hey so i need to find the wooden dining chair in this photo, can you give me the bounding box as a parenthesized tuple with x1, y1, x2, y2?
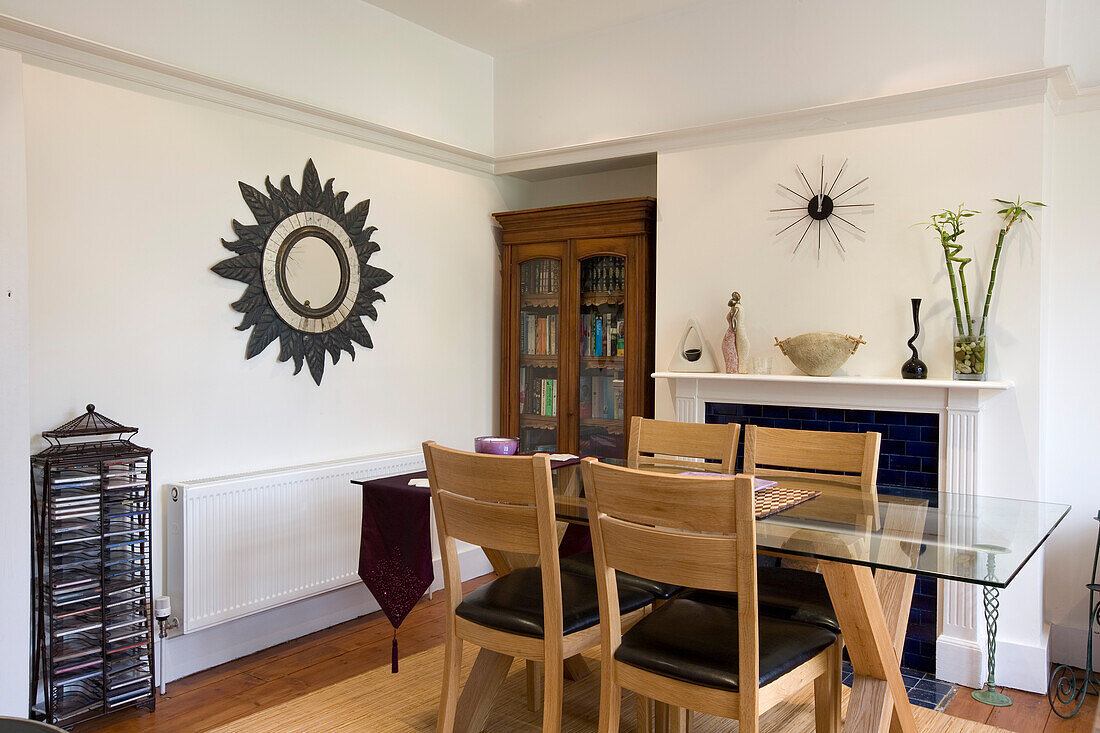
(423, 442, 654, 733)
(682, 425, 882, 637)
(744, 424, 880, 489)
(581, 460, 842, 733)
(563, 416, 740, 600)
(626, 416, 740, 474)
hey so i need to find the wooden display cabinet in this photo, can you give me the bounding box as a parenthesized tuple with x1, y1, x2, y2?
(495, 198, 656, 462)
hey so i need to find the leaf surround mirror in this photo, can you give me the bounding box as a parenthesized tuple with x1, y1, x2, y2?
(213, 160, 393, 385)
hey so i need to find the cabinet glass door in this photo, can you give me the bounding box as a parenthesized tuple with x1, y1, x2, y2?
(517, 258, 560, 453)
(577, 255, 626, 462)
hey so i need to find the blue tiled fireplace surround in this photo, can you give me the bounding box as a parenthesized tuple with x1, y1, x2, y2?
(705, 402, 939, 674)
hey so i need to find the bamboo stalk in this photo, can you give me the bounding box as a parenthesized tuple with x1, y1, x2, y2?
(979, 228, 1007, 338)
(956, 254, 974, 339)
(941, 243, 966, 335)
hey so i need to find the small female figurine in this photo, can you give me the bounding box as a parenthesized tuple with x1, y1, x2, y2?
(722, 291, 749, 374)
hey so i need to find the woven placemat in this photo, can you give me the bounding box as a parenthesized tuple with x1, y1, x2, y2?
(754, 486, 820, 520)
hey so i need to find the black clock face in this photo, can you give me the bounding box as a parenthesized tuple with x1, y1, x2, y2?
(771, 157, 873, 259)
(807, 194, 834, 221)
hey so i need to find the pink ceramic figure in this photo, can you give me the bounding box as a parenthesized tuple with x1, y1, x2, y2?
(722, 291, 741, 374)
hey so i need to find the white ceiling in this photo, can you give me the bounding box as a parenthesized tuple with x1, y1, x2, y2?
(366, 0, 708, 56)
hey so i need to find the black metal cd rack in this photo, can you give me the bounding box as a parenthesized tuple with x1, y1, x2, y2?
(31, 405, 155, 729)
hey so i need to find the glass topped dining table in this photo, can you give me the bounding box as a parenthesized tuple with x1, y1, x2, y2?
(546, 466, 1070, 733)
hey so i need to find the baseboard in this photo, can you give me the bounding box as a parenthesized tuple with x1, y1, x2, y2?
(996, 628, 1051, 693)
(162, 543, 491, 684)
(1050, 623, 1099, 669)
(937, 634, 984, 688)
(938, 628, 1051, 693)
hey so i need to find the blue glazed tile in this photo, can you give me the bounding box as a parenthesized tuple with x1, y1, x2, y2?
(875, 411, 908, 425)
(907, 685, 943, 707)
(882, 439, 906, 455)
(762, 405, 789, 419)
(774, 418, 801, 429)
(848, 410, 876, 422)
(790, 407, 817, 420)
(879, 469, 905, 485)
(920, 426, 939, 442)
(802, 420, 830, 431)
(888, 425, 921, 442)
(857, 422, 881, 434)
(906, 412, 939, 427)
(906, 441, 938, 458)
(889, 455, 923, 472)
(906, 471, 939, 489)
(816, 408, 845, 422)
(828, 421, 859, 432)
(921, 457, 940, 474)
(741, 404, 763, 417)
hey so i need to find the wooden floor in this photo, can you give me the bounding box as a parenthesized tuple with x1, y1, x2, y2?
(75, 572, 1092, 733)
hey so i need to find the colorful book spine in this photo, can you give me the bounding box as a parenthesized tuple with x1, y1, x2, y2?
(594, 316, 603, 357)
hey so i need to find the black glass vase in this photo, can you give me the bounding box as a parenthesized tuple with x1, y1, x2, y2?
(901, 298, 928, 379)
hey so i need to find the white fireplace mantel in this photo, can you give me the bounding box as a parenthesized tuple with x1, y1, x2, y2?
(654, 370, 1013, 689)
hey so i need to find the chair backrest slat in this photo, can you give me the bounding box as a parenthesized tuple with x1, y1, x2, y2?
(584, 462, 739, 534)
(627, 416, 739, 474)
(744, 425, 880, 485)
(436, 490, 542, 555)
(600, 515, 741, 593)
(424, 445, 547, 504)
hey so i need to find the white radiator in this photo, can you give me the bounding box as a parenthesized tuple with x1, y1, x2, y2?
(167, 450, 424, 634)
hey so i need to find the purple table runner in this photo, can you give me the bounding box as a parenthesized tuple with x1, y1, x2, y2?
(355, 470, 433, 672)
(354, 456, 583, 672)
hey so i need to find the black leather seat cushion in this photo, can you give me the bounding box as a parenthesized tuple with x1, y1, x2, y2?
(680, 567, 839, 633)
(455, 566, 655, 638)
(559, 552, 684, 600)
(614, 597, 837, 692)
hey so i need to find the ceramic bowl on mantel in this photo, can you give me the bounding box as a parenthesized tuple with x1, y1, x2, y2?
(474, 436, 520, 455)
(774, 332, 866, 377)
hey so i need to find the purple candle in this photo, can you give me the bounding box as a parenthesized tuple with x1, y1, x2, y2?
(474, 436, 520, 455)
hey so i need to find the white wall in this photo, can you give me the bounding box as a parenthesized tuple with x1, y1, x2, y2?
(0, 0, 495, 154)
(655, 102, 1050, 688)
(494, 0, 1048, 156)
(1044, 106, 1100, 668)
(21, 63, 520, 681)
(511, 162, 657, 210)
(1051, 0, 1100, 89)
(0, 47, 30, 717)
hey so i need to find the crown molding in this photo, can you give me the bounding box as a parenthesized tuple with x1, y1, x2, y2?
(495, 66, 1079, 175)
(0, 15, 1092, 178)
(0, 14, 494, 175)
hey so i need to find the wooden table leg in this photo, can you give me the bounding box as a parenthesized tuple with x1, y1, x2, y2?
(454, 648, 514, 733)
(820, 561, 918, 733)
(563, 654, 591, 681)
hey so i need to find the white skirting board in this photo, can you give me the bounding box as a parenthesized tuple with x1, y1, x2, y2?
(937, 626, 1051, 694)
(162, 543, 492, 683)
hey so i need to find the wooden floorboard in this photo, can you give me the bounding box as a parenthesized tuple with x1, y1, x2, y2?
(74, 575, 492, 733)
(946, 674, 1098, 733)
(75, 572, 1093, 733)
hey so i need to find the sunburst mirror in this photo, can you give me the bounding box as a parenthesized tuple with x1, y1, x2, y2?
(772, 156, 873, 260)
(212, 160, 392, 385)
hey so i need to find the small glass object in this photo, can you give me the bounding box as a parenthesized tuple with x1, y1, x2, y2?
(751, 357, 772, 375)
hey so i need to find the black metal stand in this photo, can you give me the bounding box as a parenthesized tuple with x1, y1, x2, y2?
(1047, 510, 1100, 718)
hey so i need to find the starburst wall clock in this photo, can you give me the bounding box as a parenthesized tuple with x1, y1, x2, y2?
(212, 160, 393, 385)
(772, 157, 873, 260)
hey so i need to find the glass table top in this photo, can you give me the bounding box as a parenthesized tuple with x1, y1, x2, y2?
(553, 473, 1070, 588)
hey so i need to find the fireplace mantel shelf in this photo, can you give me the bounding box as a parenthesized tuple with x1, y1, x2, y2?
(653, 371, 1011, 392)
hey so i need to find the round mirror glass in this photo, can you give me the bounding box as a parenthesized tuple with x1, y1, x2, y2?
(283, 235, 342, 309)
